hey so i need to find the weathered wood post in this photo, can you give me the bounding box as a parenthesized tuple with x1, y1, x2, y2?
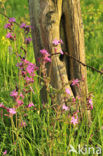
(29, 0, 90, 119)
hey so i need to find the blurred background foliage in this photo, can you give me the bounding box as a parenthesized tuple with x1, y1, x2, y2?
(81, 0, 103, 69)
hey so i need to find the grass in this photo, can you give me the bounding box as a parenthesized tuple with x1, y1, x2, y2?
(0, 0, 103, 155)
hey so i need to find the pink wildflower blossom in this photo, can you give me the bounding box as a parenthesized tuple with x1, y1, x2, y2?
(6, 32, 16, 40)
(40, 49, 49, 56)
(59, 39, 63, 44)
(0, 103, 4, 108)
(25, 37, 32, 44)
(20, 24, 32, 32)
(16, 62, 23, 67)
(44, 56, 51, 63)
(16, 100, 24, 107)
(72, 98, 76, 102)
(26, 63, 35, 74)
(25, 25, 31, 32)
(4, 23, 11, 29)
(21, 121, 27, 127)
(77, 96, 80, 100)
(52, 39, 63, 46)
(8, 108, 16, 115)
(6, 32, 13, 39)
(52, 39, 59, 46)
(89, 99, 93, 110)
(25, 77, 34, 83)
(20, 23, 26, 28)
(65, 88, 71, 95)
(10, 90, 18, 97)
(21, 71, 27, 77)
(3, 150, 7, 155)
(0, 103, 8, 110)
(28, 102, 34, 108)
(62, 104, 68, 111)
(40, 49, 51, 63)
(89, 99, 93, 105)
(30, 73, 36, 77)
(60, 49, 64, 55)
(72, 79, 79, 86)
(91, 105, 93, 110)
(22, 59, 30, 64)
(9, 17, 16, 23)
(19, 93, 24, 99)
(54, 48, 57, 53)
(71, 115, 78, 125)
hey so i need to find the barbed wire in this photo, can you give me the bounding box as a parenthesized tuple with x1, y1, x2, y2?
(51, 52, 103, 75)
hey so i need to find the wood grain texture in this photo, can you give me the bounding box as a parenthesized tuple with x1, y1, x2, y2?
(29, 0, 89, 119)
(29, 0, 73, 104)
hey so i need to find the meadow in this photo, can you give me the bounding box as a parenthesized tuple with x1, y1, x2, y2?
(0, 0, 103, 155)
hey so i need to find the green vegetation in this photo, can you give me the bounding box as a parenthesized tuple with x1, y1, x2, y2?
(0, 0, 103, 155)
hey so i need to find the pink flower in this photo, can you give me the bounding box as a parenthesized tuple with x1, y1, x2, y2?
(28, 102, 34, 108)
(52, 39, 63, 46)
(25, 77, 34, 83)
(89, 99, 93, 110)
(4, 23, 11, 29)
(26, 63, 38, 74)
(60, 49, 64, 55)
(6, 32, 13, 39)
(0, 103, 8, 110)
(20, 23, 26, 28)
(21, 121, 27, 127)
(72, 79, 79, 86)
(16, 100, 24, 107)
(20, 24, 32, 32)
(25, 37, 32, 44)
(71, 115, 78, 125)
(89, 99, 93, 105)
(72, 98, 76, 102)
(16, 62, 23, 67)
(26, 63, 35, 74)
(3, 150, 7, 155)
(6, 33, 16, 40)
(44, 56, 51, 63)
(59, 39, 63, 44)
(62, 104, 68, 111)
(40, 49, 51, 63)
(0, 103, 4, 108)
(40, 49, 49, 56)
(9, 17, 16, 23)
(90, 105, 93, 110)
(52, 39, 59, 46)
(30, 73, 36, 77)
(19, 93, 24, 99)
(8, 108, 16, 115)
(21, 71, 27, 77)
(77, 96, 80, 100)
(65, 88, 71, 95)
(10, 90, 18, 97)
(54, 48, 57, 53)
(25, 25, 31, 32)
(22, 59, 30, 64)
